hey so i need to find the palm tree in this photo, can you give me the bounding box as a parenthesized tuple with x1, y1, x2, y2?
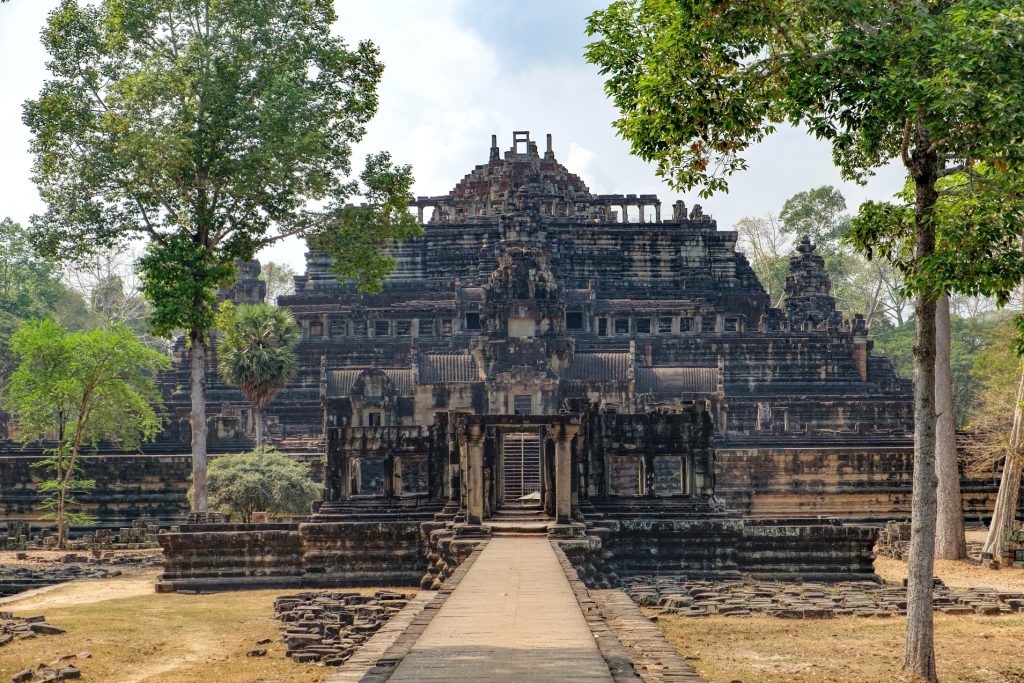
(216, 303, 300, 447)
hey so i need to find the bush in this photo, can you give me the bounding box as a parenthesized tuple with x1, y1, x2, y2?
(206, 447, 320, 523)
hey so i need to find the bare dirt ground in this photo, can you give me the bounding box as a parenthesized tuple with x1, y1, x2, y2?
(0, 571, 400, 683)
(657, 536, 1024, 683)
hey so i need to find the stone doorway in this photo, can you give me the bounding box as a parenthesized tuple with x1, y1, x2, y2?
(501, 431, 542, 504)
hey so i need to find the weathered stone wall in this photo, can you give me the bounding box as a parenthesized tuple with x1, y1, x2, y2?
(716, 445, 1005, 523)
(0, 451, 323, 529)
(158, 524, 304, 591)
(158, 520, 427, 592)
(737, 521, 878, 581)
(300, 521, 424, 587)
(601, 518, 743, 577)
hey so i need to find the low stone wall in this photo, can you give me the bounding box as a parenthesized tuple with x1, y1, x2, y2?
(588, 516, 878, 584)
(158, 524, 304, 592)
(158, 520, 427, 592)
(301, 521, 424, 587)
(737, 520, 878, 581)
(601, 518, 743, 578)
(0, 451, 323, 529)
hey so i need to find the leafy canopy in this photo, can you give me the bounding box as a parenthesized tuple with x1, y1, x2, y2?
(215, 301, 299, 412)
(5, 319, 169, 449)
(206, 447, 320, 523)
(24, 0, 421, 339)
(5, 319, 169, 531)
(586, 1, 1024, 196)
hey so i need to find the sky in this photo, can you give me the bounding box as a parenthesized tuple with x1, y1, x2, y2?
(0, 0, 906, 273)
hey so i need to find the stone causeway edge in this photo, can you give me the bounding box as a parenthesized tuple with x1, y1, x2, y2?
(326, 540, 488, 683)
(552, 541, 706, 683)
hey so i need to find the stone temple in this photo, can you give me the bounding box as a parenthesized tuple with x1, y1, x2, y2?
(150, 131, 937, 590)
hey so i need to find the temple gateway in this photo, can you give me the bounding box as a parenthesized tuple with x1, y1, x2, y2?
(153, 131, 952, 590)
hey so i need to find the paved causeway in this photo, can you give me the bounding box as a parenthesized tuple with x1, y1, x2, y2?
(388, 536, 614, 682)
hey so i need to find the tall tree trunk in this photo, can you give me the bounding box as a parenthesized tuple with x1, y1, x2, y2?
(935, 294, 966, 559)
(981, 363, 1024, 560)
(254, 406, 264, 448)
(903, 133, 939, 683)
(190, 327, 209, 513)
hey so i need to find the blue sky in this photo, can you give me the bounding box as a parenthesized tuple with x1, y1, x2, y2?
(0, 0, 905, 272)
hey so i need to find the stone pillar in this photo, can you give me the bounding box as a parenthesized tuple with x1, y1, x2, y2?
(465, 424, 486, 525)
(417, 205, 424, 224)
(554, 424, 578, 524)
(655, 203, 661, 223)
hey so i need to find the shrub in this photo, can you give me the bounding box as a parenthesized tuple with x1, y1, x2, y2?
(206, 447, 320, 523)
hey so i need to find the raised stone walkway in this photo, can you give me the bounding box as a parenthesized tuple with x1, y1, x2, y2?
(387, 536, 614, 682)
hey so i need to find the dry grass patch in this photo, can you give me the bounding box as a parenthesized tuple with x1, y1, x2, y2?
(0, 572, 404, 682)
(656, 612, 1024, 683)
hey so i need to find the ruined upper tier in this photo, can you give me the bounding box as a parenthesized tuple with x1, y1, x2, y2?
(155, 131, 911, 449)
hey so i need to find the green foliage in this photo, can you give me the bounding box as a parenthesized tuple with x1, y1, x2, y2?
(964, 317, 1023, 469)
(24, 0, 422, 341)
(872, 313, 1006, 427)
(5, 319, 169, 544)
(259, 261, 297, 304)
(586, 1, 1024, 195)
(206, 447, 320, 523)
(215, 302, 299, 413)
(779, 186, 851, 254)
(850, 167, 1024, 308)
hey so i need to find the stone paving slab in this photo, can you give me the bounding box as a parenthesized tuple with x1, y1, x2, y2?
(592, 589, 706, 683)
(387, 536, 614, 682)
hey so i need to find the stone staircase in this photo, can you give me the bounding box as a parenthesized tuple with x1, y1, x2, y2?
(487, 503, 552, 536)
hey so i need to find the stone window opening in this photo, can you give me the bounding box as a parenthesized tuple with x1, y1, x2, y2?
(513, 394, 533, 415)
(374, 320, 391, 336)
(679, 317, 694, 333)
(614, 318, 630, 335)
(466, 312, 481, 330)
(657, 317, 673, 334)
(419, 319, 434, 336)
(636, 317, 652, 334)
(396, 320, 411, 336)
(441, 319, 453, 336)
(354, 320, 367, 336)
(367, 412, 382, 427)
(566, 311, 584, 330)
(700, 316, 716, 333)
(724, 317, 740, 333)
(331, 320, 348, 337)
(598, 318, 609, 336)
(309, 321, 324, 337)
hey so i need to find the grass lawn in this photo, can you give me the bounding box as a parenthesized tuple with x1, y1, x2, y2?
(0, 572, 396, 682)
(656, 535, 1024, 683)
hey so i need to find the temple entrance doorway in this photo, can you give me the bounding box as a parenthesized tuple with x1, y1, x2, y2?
(500, 431, 542, 505)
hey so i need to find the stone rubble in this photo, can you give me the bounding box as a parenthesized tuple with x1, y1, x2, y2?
(626, 576, 1024, 618)
(3, 614, 80, 683)
(0, 551, 161, 597)
(272, 590, 412, 666)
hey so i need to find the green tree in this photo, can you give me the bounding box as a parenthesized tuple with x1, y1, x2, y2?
(24, 0, 421, 514)
(5, 319, 168, 548)
(206, 447, 319, 523)
(735, 214, 789, 306)
(215, 302, 299, 447)
(259, 261, 297, 305)
(779, 186, 851, 254)
(586, 3, 1024, 678)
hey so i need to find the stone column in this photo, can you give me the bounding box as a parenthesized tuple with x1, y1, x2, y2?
(465, 424, 486, 525)
(554, 423, 578, 524)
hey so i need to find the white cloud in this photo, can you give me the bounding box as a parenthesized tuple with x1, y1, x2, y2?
(0, 1, 907, 275)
